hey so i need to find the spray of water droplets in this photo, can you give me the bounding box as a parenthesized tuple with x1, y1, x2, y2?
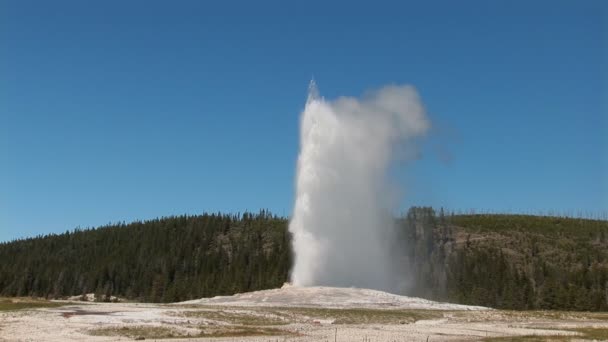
(288, 80, 430, 291)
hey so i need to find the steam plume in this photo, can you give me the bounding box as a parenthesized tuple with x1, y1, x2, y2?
(289, 80, 430, 291)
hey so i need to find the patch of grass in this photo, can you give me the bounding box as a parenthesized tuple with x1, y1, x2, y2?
(573, 327, 608, 340)
(182, 309, 288, 325)
(178, 306, 443, 326)
(197, 325, 289, 337)
(487, 310, 608, 322)
(277, 307, 443, 324)
(90, 326, 182, 339)
(0, 298, 65, 311)
(90, 325, 289, 340)
(483, 337, 570, 341)
(483, 327, 608, 341)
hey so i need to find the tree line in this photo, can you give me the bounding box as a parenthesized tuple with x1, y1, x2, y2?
(0, 210, 290, 303)
(0, 208, 606, 311)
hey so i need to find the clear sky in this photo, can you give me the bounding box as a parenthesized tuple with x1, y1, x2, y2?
(1, 0, 606, 242)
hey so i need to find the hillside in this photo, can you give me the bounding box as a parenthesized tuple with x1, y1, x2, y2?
(402, 209, 608, 311)
(0, 211, 291, 302)
(0, 208, 606, 311)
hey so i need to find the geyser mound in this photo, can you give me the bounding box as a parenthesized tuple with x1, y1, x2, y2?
(289, 81, 430, 292)
(179, 285, 488, 310)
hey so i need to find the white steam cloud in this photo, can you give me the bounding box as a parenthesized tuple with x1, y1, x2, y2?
(288, 80, 430, 292)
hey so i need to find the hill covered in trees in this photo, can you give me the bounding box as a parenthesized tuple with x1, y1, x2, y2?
(1, 209, 607, 311)
(0, 211, 290, 303)
(401, 209, 608, 311)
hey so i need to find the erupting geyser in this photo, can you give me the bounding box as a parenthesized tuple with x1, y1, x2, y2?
(288, 80, 430, 292)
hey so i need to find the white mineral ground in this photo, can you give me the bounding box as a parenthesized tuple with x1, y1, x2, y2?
(179, 284, 487, 310)
(1, 286, 606, 341)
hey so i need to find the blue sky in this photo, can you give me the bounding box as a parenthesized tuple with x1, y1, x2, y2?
(1, 0, 606, 242)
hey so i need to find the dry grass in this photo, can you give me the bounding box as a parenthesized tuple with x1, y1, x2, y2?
(89, 325, 182, 339)
(446, 309, 608, 325)
(0, 297, 65, 311)
(267, 307, 444, 324)
(182, 309, 288, 325)
(483, 337, 570, 341)
(89, 324, 289, 339)
(178, 305, 443, 325)
(502, 310, 608, 321)
(483, 327, 608, 341)
(197, 325, 290, 338)
(572, 327, 608, 340)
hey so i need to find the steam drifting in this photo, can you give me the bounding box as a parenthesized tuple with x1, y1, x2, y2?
(289, 81, 430, 291)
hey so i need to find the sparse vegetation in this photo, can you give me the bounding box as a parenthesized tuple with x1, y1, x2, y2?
(0, 298, 65, 311)
(483, 336, 572, 341)
(483, 327, 608, 341)
(493, 310, 608, 321)
(2, 300, 607, 341)
(196, 325, 289, 338)
(89, 325, 183, 339)
(178, 306, 442, 326)
(276, 307, 443, 324)
(572, 327, 608, 340)
(89, 324, 288, 339)
(181, 308, 288, 325)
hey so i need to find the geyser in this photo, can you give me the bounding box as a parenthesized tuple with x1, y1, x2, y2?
(289, 80, 430, 291)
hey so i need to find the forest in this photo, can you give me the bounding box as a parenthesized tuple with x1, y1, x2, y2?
(0, 208, 607, 311)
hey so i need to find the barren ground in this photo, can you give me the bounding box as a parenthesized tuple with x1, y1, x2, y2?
(1, 287, 607, 341)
